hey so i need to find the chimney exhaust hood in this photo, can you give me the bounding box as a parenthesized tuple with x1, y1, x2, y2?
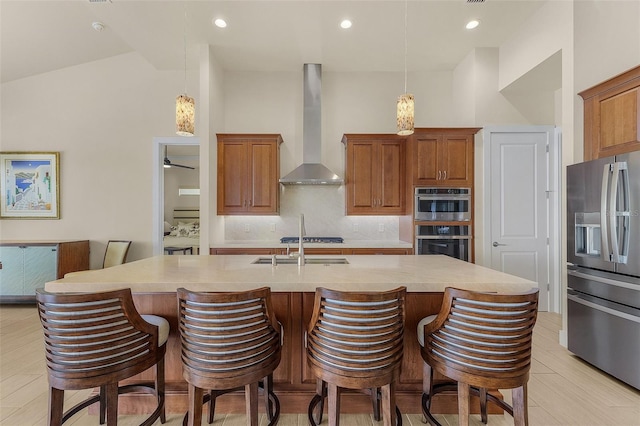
(279, 64, 343, 185)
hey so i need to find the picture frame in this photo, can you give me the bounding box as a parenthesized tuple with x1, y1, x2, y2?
(0, 152, 60, 219)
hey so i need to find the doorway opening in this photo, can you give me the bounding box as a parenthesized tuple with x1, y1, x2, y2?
(152, 137, 200, 256)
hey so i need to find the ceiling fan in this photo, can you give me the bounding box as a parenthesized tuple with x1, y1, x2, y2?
(163, 146, 195, 170)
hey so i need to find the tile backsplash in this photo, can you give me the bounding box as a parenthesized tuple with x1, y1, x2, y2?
(224, 186, 400, 241)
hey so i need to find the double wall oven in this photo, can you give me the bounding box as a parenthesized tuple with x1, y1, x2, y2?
(414, 188, 471, 261)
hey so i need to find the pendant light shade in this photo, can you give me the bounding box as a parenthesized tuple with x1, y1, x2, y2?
(176, 94, 195, 137)
(397, 93, 414, 136)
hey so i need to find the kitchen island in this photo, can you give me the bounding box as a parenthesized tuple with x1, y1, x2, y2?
(46, 255, 535, 415)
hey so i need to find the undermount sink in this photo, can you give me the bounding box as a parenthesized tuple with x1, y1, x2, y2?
(251, 257, 349, 265)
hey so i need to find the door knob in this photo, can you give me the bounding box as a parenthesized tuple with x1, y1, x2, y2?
(492, 242, 507, 247)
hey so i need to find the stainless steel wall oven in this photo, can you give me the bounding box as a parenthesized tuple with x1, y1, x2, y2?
(415, 187, 471, 221)
(415, 224, 471, 261)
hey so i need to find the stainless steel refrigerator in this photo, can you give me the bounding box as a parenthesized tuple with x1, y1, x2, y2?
(567, 151, 640, 390)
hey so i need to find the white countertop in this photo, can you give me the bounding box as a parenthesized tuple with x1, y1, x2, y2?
(47, 255, 535, 294)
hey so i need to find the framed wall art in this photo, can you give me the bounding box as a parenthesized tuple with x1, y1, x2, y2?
(1, 152, 60, 219)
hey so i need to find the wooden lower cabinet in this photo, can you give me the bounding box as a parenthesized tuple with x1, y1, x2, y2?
(210, 248, 275, 255)
(124, 291, 500, 415)
(347, 248, 412, 255)
(212, 247, 412, 255)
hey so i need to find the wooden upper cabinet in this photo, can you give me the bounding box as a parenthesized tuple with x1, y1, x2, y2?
(217, 134, 282, 215)
(342, 134, 406, 215)
(579, 65, 640, 160)
(411, 128, 479, 186)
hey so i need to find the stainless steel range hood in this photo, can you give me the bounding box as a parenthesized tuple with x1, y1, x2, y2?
(279, 64, 343, 185)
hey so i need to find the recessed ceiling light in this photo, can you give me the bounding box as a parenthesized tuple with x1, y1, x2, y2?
(213, 18, 227, 28)
(92, 21, 105, 31)
(340, 19, 352, 29)
(466, 20, 480, 30)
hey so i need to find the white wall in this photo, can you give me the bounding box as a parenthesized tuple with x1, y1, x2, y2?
(493, 0, 640, 328)
(0, 52, 196, 268)
(217, 69, 455, 242)
(222, 69, 454, 187)
(0, 51, 453, 260)
(573, 0, 640, 164)
(3, 1, 638, 268)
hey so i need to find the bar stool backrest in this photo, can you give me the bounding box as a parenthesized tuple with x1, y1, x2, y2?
(177, 287, 282, 390)
(36, 287, 162, 390)
(306, 286, 406, 388)
(423, 287, 539, 390)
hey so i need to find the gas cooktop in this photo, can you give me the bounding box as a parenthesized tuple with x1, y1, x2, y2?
(280, 237, 344, 244)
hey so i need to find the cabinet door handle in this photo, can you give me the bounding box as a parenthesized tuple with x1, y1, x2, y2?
(437, 170, 441, 180)
(443, 170, 447, 180)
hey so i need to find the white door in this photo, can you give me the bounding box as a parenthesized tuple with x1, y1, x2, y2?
(484, 126, 557, 312)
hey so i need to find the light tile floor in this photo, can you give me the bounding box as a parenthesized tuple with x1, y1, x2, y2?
(1, 306, 639, 425)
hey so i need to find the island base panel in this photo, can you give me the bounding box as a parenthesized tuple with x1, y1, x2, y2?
(118, 291, 504, 417)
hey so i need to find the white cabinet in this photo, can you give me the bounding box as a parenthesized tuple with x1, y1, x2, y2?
(0, 241, 90, 302)
(0, 246, 57, 299)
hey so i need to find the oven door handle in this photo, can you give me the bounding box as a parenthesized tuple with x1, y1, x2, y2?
(415, 236, 471, 240)
(568, 269, 640, 291)
(568, 294, 640, 323)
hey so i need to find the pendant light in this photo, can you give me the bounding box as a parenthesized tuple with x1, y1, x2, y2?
(176, 3, 195, 137)
(396, 0, 414, 136)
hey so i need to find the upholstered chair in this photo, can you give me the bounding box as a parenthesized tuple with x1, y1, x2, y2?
(103, 240, 132, 268)
(177, 287, 282, 426)
(306, 286, 407, 426)
(36, 287, 168, 426)
(418, 287, 539, 426)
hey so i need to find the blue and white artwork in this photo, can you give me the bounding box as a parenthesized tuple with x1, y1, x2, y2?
(1, 152, 59, 219)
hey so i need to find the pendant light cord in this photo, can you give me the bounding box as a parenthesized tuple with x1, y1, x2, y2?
(403, 0, 408, 94)
(183, 2, 187, 94)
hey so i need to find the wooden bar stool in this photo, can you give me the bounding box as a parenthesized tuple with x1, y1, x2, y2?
(177, 287, 282, 426)
(306, 286, 406, 426)
(36, 288, 168, 426)
(419, 287, 539, 426)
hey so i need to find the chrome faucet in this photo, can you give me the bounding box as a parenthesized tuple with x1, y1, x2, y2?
(298, 213, 306, 266)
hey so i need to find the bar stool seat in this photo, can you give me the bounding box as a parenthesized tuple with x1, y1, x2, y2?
(306, 286, 406, 426)
(36, 288, 167, 426)
(177, 287, 282, 426)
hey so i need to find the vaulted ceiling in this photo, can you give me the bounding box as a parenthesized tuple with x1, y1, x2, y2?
(1, 0, 547, 84)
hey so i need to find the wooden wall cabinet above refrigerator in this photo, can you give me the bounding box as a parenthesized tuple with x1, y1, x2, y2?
(342, 134, 407, 215)
(579, 65, 640, 161)
(410, 128, 480, 186)
(217, 134, 282, 215)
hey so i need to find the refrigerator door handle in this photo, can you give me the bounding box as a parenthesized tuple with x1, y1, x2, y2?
(619, 162, 630, 263)
(609, 162, 620, 261)
(600, 163, 611, 261)
(609, 161, 630, 263)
